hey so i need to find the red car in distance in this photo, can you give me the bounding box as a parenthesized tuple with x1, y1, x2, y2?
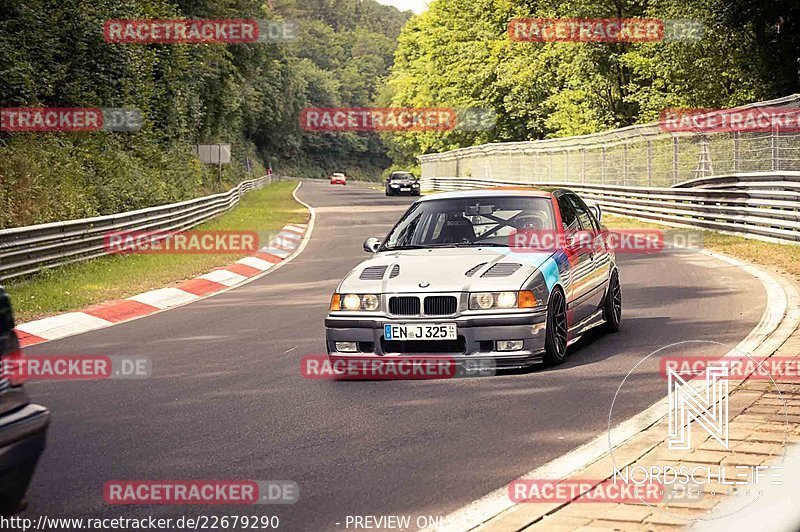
(329, 172, 347, 185)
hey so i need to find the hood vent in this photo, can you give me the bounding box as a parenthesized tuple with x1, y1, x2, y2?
(481, 263, 522, 278)
(360, 265, 388, 280)
(389, 264, 400, 278)
(464, 263, 487, 277)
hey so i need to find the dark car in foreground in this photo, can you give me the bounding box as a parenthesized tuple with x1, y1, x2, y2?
(385, 171, 421, 196)
(325, 188, 621, 370)
(0, 288, 49, 515)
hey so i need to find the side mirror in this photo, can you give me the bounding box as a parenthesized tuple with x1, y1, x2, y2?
(589, 204, 602, 223)
(363, 237, 381, 253)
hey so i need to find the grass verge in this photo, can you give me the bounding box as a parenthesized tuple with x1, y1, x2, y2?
(604, 214, 800, 278)
(7, 180, 307, 323)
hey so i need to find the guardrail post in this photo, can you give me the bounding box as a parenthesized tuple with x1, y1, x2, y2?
(601, 147, 606, 184)
(672, 136, 679, 184)
(646, 140, 653, 186)
(771, 125, 779, 171)
(696, 135, 712, 178)
(581, 148, 586, 183)
(623, 143, 628, 186)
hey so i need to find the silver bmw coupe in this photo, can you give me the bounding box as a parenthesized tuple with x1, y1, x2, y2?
(325, 188, 621, 369)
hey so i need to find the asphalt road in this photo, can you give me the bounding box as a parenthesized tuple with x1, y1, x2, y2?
(21, 180, 766, 530)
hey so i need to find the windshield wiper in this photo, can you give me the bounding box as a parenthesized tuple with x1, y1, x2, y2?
(384, 243, 468, 251)
(384, 242, 508, 251)
(454, 242, 508, 247)
(382, 244, 430, 251)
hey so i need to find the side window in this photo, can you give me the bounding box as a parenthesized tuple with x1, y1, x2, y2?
(556, 195, 580, 233)
(569, 195, 600, 232)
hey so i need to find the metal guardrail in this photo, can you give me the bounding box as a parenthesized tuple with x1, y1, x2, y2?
(421, 172, 800, 244)
(419, 94, 800, 187)
(0, 175, 274, 280)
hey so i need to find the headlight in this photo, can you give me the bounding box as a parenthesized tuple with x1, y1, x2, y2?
(472, 293, 495, 309)
(390, 183, 399, 187)
(496, 292, 517, 308)
(361, 294, 380, 311)
(331, 293, 381, 312)
(469, 291, 538, 310)
(343, 294, 362, 310)
(412, 183, 420, 187)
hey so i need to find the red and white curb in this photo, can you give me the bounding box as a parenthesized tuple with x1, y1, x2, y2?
(14, 185, 314, 348)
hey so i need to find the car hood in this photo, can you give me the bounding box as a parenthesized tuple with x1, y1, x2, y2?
(338, 248, 554, 293)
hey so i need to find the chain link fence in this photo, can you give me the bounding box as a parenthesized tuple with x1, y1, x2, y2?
(419, 94, 800, 187)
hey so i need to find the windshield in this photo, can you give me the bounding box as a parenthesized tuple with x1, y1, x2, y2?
(390, 172, 415, 180)
(381, 196, 555, 250)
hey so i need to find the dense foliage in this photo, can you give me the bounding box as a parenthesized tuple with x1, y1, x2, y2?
(0, 0, 410, 228)
(2, 0, 798, 228)
(382, 0, 800, 164)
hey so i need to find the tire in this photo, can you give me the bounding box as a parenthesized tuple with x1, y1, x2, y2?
(543, 288, 569, 366)
(0, 497, 24, 517)
(603, 270, 622, 332)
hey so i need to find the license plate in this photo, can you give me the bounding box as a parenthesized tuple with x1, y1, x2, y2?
(400, 187, 410, 191)
(384, 323, 457, 340)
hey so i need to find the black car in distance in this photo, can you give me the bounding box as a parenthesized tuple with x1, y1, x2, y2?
(385, 171, 421, 196)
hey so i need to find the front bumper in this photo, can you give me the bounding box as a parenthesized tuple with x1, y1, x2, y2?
(387, 186, 420, 195)
(0, 404, 50, 515)
(325, 311, 548, 369)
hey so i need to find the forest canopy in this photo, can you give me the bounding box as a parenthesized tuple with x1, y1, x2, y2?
(1, 0, 799, 227)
